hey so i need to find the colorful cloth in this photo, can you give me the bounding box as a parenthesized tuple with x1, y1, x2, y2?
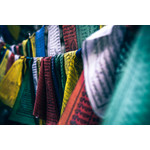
(30, 33, 36, 57)
(58, 71, 100, 125)
(9, 58, 36, 125)
(61, 51, 83, 116)
(5, 51, 15, 74)
(54, 54, 64, 110)
(76, 25, 99, 48)
(22, 39, 28, 56)
(33, 57, 59, 125)
(32, 57, 38, 95)
(47, 25, 61, 56)
(0, 56, 25, 108)
(103, 26, 150, 125)
(0, 50, 9, 82)
(35, 26, 45, 57)
(51, 56, 61, 115)
(82, 25, 127, 118)
(60, 54, 66, 93)
(62, 25, 78, 52)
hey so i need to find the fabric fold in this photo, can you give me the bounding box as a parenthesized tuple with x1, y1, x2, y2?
(58, 71, 100, 125)
(9, 58, 36, 125)
(61, 51, 83, 116)
(82, 25, 127, 118)
(103, 26, 150, 125)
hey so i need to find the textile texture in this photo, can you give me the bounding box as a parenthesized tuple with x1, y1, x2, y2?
(58, 71, 100, 125)
(62, 25, 78, 52)
(47, 25, 61, 56)
(103, 26, 150, 125)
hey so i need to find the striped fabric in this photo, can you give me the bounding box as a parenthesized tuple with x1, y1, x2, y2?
(58, 71, 100, 125)
(47, 25, 61, 56)
(61, 51, 83, 116)
(32, 57, 38, 95)
(0, 57, 25, 108)
(9, 58, 36, 125)
(103, 26, 150, 125)
(62, 25, 78, 52)
(82, 25, 127, 118)
(33, 57, 59, 125)
(0, 50, 9, 82)
(76, 25, 99, 48)
(35, 26, 45, 57)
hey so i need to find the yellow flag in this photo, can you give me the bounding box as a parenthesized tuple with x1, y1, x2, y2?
(61, 51, 83, 115)
(30, 33, 36, 57)
(0, 50, 9, 82)
(0, 57, 26, 108)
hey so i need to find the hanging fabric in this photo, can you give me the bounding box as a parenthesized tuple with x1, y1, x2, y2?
(22, 39, 28, 56)
(58, 71, 100, 125)
(51, 56, 61, 116)
(47, 25, 62, 56)
(76, 25, 99, 48)
(33, 57, 59, 125)
(82, 25, 127, 118)
(54, 54, 64, 111)
(0, 56, 26, 108)
(0, 50, 9, 82)
(35, 26, 46, 57)
(5, 51, 15, 74)
(59, 54, 66, 93)
(61, 50, 83, 116)
(103, 26, 150, 125)
(32, 57, 38, 96)
(9, 58, 36, 125)
(62, 25, 78, 52)
(29, 33, 36, 57)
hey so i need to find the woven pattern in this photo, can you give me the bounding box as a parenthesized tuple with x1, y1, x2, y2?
(35, 26, 45, 57)
(32, 57, 38, 95)
(61, 53, 83, 116)
(47, 25, 61, 56)
(0, 57, 25, 108)
(9, 58, 36, 125)
(58, 71, 100, 125)
(33, 57, 59, 124)
(103, 26, 150, 125)
(62, 25, 78, 52)
(82, 25, 127, 118)
(76, 25, 99, 48)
